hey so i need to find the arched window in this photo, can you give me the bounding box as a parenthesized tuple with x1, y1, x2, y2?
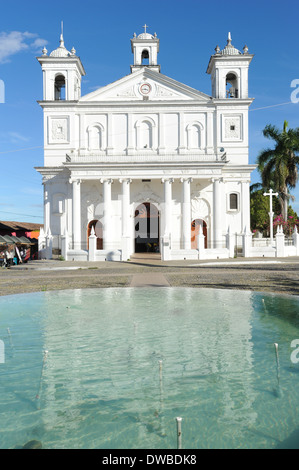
(226, 73, 238, 98)
(54, 74, 66, 100)
(135, 117, 156, 150)
(189, 125, 201, 148)
(140, 121, 152, 148)
(186, 122, 203, 149)
(88, 125, 102, 150)
(137, 121, 153, 149)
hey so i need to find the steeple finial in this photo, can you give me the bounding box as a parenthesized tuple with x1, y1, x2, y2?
(60, 21, 64, 47)
(227, 32, 232, 45)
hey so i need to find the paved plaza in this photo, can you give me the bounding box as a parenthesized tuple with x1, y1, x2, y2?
(1, 255, 299, 297)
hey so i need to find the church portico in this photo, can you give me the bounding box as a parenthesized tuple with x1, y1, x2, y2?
(37, 27, 255, 262)
(39, 172, 250, 261)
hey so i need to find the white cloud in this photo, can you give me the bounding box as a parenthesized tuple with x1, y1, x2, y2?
(8, 132, 30, 143)
(0, 31, 48, 63)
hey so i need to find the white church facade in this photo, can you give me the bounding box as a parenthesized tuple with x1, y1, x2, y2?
(36, 27, 257, 262)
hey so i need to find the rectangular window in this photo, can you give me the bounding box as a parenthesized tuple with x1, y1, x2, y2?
(229, 193, 238, 210)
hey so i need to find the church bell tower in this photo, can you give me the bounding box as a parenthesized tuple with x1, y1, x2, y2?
(206, 33, 253, 99)
(37, 24, 86, 102)
(130, 25, 160, 73)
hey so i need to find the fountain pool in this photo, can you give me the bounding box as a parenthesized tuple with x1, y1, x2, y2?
(0, 287, 299, 449)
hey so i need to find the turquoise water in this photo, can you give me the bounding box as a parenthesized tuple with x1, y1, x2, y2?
(0, 287, 299, 449)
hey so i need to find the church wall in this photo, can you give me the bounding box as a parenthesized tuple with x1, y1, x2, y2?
(163, 113, 179, 151)
(37, 29, 256, 261)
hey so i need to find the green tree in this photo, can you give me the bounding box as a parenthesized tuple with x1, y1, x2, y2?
(257, 121, 299, 221)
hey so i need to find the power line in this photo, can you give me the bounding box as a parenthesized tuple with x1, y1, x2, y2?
(0, 210, 43, 219)
(250, 101, 295, 112)
(0, 146, 43, 155)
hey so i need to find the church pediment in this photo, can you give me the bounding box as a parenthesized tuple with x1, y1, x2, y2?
(81, 68, 211, 102)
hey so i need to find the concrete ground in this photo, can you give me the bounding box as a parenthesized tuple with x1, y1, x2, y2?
(1, 254, 299, 297)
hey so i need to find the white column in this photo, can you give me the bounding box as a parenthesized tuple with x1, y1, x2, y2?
(101, 179, 113, 250)
(120, 178, 132, 261)
(162, 178, 174, 237)
(72, 179, 81, 250)
(120, 179, 132, 236)
(213, 178, 223, 249)
(181, 178, 192, 250)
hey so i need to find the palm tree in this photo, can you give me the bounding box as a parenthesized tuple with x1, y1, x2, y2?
(257, 121, 299, 221)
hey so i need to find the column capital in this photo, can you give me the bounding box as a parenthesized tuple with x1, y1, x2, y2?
(211, 177, 223, 184)
(100, 178, 114, 184)
(119, 178, 132, 184)
(69, 178, 82, 185)
(162, 178, 174, 184)
(180, 177, 193, 184)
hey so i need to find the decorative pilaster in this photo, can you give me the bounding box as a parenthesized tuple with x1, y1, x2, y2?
(158, 114, 166, 154)
(126, 114, 135, 154)
(107, 114, 114, 155)
(206, 112, 214, 153)
(178, 112, 186, 154)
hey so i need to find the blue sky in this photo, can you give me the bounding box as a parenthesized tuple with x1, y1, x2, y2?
(0, 0, 298, 224)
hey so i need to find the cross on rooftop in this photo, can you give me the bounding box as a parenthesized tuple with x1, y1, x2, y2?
(264, 188, 279, 242)
(143, 24, 149, 33)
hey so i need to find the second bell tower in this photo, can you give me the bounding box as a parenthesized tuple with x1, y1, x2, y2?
(130, 25, 160, 73)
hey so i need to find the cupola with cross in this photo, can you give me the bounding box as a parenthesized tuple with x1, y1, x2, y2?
(37, 23, 86, 101)
(206, 32, 254, 100)
(130, 24, 160, 73)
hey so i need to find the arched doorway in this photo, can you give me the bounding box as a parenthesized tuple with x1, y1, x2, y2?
(191, 219, 208, 249)
(134, 202, 160, 253)
(87, 220, 103, 250)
